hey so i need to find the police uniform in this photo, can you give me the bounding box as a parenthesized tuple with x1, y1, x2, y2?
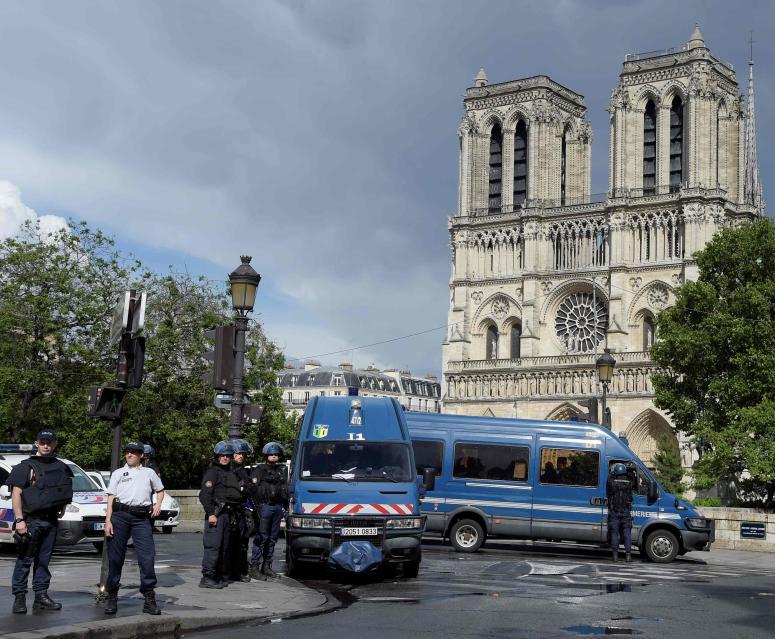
(606, 464, 634, 562)
(228, 439, 254, 582)
(105, 441, 164, 615)
(7, 429, 73, 614)
(199, 442, 244, 588)
(249, 443, 288, 579)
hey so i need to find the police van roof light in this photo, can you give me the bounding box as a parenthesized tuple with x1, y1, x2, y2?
(351, 400, 361, 409)
(0, 444, 36, 453)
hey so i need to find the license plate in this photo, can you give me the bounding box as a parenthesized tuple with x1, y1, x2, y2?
(341, 527, 378, 536)
(93, 523, 105, 531)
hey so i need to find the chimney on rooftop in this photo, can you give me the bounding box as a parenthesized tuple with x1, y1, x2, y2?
(339, 362, 353, 371)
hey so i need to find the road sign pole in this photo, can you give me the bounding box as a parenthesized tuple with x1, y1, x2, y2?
(229, 316, 248, 439)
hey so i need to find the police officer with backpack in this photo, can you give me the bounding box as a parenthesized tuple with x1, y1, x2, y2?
(199, 441, 245, 588)
(249, 442, 288, 580)
(227, 439, 254, 583)
(7, 430, 73, 614)
(607, 463, 634, 562)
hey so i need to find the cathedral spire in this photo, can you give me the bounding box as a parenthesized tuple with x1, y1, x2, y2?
(744, 33, 765, 216)
(474, 67, 488, 88)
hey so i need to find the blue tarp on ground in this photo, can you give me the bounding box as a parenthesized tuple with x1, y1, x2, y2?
(327, 541, 383, 573)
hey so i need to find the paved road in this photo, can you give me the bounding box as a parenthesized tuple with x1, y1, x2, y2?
(201, 538, 775, 639)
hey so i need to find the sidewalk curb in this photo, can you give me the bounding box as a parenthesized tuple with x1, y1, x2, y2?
(4, 580, 336, 639)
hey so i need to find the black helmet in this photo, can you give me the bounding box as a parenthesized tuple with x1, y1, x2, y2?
(611, 462, 628, 477)
(262, 442, 284, 456)
(231, 439, 254, 455)
(213, 440, 236, 456)
(143, 444, 156, 458)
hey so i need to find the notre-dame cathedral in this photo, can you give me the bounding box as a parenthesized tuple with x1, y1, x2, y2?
(441, 26, 763, 469)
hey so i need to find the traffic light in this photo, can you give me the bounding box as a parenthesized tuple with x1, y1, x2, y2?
(87, 386, 127, 420)
(578, 397, 599, 424)
(242, 403, 264, 424)
(203, 325, 236, 390)
(126, 336, 146, 389)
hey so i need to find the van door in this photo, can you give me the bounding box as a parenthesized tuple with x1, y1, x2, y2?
(412, 438, 446, 533)
(531, 439, 606, 542)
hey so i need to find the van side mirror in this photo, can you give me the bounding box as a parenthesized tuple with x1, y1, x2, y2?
(0, 485, 10, 499)
(422, 468, 436, 492)
(648, 479, 659, 503)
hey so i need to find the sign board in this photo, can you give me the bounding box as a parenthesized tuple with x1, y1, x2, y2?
(348, 386, 359, 396)
(131, 291, 147, 337)
(110, 291, 131, 345)
(213, 393, 233, 410)
(740, 522, 766, 539)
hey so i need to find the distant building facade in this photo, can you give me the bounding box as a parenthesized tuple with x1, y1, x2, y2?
(278, 362, 441, 414)
(442, 27, 762, 468)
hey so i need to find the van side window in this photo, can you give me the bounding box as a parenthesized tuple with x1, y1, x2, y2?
(0, 467, 8, 487)
(540, 448, 599, 487)
(412, 440, 444, 477)
(453, 443, 530, 482)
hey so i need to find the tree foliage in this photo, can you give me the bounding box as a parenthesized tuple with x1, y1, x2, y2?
(652, 434, 685, 496)
(0, 221, 294, 487)
(651, 218, 775, 507)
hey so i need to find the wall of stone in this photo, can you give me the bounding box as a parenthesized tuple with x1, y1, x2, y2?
(168, 489, 204, 521)
(699, 507, 775, 553)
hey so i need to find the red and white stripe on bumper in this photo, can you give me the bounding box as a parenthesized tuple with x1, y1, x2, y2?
(301, 503, 414, 515)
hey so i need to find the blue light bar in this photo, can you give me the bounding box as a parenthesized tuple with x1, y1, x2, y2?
(0, 444, 37, 453)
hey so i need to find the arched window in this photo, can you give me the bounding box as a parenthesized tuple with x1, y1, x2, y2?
(643, 100, 657, 195)
(513, 121, 528, 207)
(510, 323, 522, 359)
(669, 96, 684, 190)
(643, 316, 656, 350)
(486, 325, 499, 360)
(561, 125, 569, 205)
(488, 125, 503, 212)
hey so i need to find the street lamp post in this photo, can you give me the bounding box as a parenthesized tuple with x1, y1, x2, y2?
(596, 348, 616, 429)
(228, 256, 261, 439)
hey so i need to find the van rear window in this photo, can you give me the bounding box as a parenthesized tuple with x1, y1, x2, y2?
(412, 440, 443, 476)
(453, 443, 530, 482)
(540, 448, 599, 487)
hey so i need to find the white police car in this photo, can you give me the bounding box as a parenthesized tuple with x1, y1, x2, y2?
(87, 470, 180, 534)
(0, 444, 108, 550)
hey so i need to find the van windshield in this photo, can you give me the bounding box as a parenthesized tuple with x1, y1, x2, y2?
(66, 463, 101, 492)
(300, 441, 413, 482)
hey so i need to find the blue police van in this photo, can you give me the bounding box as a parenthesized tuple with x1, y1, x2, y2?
(285, 396, 433, 577)
(407, 412, 714, 563)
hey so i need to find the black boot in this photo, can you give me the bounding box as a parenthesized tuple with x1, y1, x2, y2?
(33, 591, 62, 611)
(142, 590, 161, 615)
(625, 552, 632, 563)
(104, 591, 118, 615)
(261, 561, 278, 578)
(249, 564, 266, 581)
(198, 576, 223, 589)
(12, 594, 27, 614)
(612, 550, 619, 563)
(239, 573, 251, 583)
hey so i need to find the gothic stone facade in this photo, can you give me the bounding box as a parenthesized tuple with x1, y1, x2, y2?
(441, 28, 759, 468)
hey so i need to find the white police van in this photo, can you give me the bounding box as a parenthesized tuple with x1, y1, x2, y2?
(0, 444, 108, 550)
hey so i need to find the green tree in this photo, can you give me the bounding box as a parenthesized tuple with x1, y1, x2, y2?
(651, 218, 775, 507)
(652, 434, 685, 496)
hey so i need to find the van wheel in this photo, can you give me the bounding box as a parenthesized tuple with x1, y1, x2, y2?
(162, 526, 173, 535)
(93, 541, 104, 553)
(450, 519, 485, 553)
(285, 546, 309, 578)
(403, 557, 421, 578)
(644, 529, 679, 563)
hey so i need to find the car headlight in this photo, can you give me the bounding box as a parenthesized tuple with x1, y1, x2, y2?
(290, 517, 331, 529)
(65, 504, 80, 513)
(685, 517, 709, 530)
(386, 518, 423, 529)
(170, 499, 179, 509)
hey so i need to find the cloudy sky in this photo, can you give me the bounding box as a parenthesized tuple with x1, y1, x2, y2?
(0, 0, 771, 376)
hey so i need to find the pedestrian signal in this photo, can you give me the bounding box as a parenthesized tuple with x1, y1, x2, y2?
(203, 325, 236, 390)
(87, 386, 127, 420)
(578, 397, 599, 424)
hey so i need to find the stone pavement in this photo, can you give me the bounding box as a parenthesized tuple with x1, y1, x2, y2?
(0, 555, 329, 639)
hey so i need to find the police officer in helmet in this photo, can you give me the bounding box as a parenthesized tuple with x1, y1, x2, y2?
(7, 430, 73, 614)
(142, 444, 161, 478)
(249, 442, 288, 580)
(228, 438, 254, 582)
(607, 463, 634, 562)
(199, 441, 245, 588)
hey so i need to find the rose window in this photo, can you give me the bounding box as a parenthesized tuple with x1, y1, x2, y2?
(554, 292, 608, 353)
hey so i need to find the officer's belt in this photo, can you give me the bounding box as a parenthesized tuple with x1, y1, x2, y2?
(114, 500, 151, 517)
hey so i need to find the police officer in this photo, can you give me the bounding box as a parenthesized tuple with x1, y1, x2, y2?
(104, 441, 164, 615)
(7, 430, 73, 614)
(142, 444, 161, 478)
(199, 441, 244, 588)
(607, 463, 634, 562)
(228, 439, 254, 583)
(249, 442, 288, 580)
